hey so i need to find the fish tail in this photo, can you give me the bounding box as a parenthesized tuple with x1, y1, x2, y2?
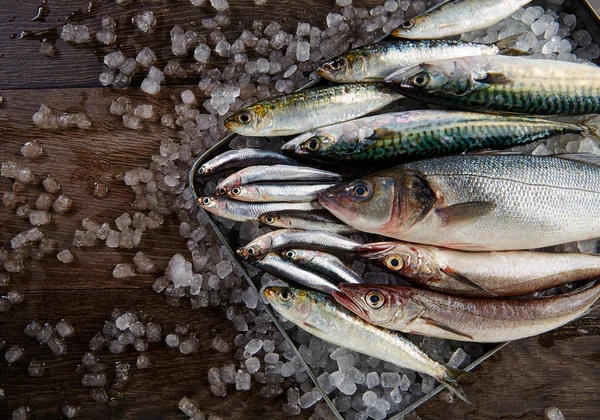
(493, 34, 532, 56)
(438, 367, 473, 405)
(579, 116, 600, 141)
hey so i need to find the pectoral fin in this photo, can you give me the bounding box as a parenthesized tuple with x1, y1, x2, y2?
(420, 317, 474, 341)
(440, 266, 498, 296)
(435, 201, 496, 227)
(479, 72, 514, 85)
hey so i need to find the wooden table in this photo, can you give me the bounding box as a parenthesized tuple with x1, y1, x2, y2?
(1, 1, 599, 419)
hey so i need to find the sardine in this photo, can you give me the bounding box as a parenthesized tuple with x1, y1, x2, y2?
(318, 36, 525, 83)
(281, 110, 582, 163)
(385, 55, 600, 115)
(334, 282, 600, 342)
(249, 253, 340, 295)
(198, 149, 297, 176)
(238, 229, 360, 259)
(216, 165, 342, 196)
(258, 210, 357, 234)
(391, 0, 532, 39)
(227, 183, 336, 203)
(282, 249, 363, 284)
(224, 84, 403, 136)
(359, 241, 600, 297)
(198, 196, 320, 221)
(318, 154, 600, 251)
(264, 286, 471, 403)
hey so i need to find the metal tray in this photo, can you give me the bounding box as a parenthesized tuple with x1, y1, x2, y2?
(188, 1, 600, 417)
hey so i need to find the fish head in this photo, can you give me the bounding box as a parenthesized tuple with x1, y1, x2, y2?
(224, 102, 274, 135)
(237, 233, 274, 260)
(227, 185, 253, 200)
(259, 212, 287, 227)
(198, 196, 228, 216)
(318, 52, 365, 83)
(281, 131, 343, 162)
(391, 15, 435, 39)
(358, 241, 426, 276)
(281, 249, 315, 264)
(263, 286, 314, 321)
(197, 164, 210, 175)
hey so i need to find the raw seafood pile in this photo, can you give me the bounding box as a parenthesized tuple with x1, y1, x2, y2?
(191, 0, 600, 414)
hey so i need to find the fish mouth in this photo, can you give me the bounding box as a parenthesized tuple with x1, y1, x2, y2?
(317, 185, 358, 222)
(332, 289, 367, 319)
(384, 65, 423, 89)
(223, 117, 234, 130)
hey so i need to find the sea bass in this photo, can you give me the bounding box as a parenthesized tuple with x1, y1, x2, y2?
(281, 110, 583, 163)
(264, 286, 471, 402)
(359, 241, 600, 297)
(334, 282, 600, 342)
(224, 84, 403, 136)
(391, 0, 532, 39)
(385, 55, 600, 115)
(318, 154, 600, 251)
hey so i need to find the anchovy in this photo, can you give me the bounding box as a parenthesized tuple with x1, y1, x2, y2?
(258, 210, 357, 234)
(318, 154, 600, 251)
(281, 110, 583, 163)
(392, 0, 532, 39)
(228, 183, 336, 203)
(198, 149, 298, 175)
(249, 253, 340, 295)
(334, 282, 600, 342)
(359, 241, 600, 297)
(216, 165, 342, 196)
(264, 286, 471, 403)
(282, 249, 363, 284)
(317, 36, 525, 83)
(237, 229, 360, 260)
(197, 196, 320, 222)
(385, 55, 600, 115)
(224, 84, 403, 136)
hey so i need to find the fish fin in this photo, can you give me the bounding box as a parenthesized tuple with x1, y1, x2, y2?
(435, 201, 496, 227)
(438, 367, 473, 405)
(440, 266, 498, 297)
(420, 316, 474, 341)
(553, 153, 600, 167)
(478, 72, 514, 85)
(493, 34, 532, 56)
(578, 116, 600, 140)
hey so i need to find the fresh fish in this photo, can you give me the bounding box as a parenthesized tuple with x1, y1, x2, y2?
(282, 249, 363, 284)
(385, 55, 600, 115)
(334, 282, 600, 342)
(391, 0, 532, 39)
(248, 253, 340, 295)
(238, 229, 360, 260)
(227, 183, 336, 203)
(318, 154, 600, 251)
(258, 210, 357, 234)
(215, 165, 342, 196)
(198, 196, 320, 221)
(224, 84, 403, 136)
(264, 286, 471, 403)
(318, 36, 526, 83)
(281, 110, 582, 163)
(359, 241, 600, 297)
(197, 149, 298, 176)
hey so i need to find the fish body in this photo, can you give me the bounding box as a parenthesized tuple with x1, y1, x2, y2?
(259, 210, 357, 234)
(198, 196, 320, 221)
(318, 154, 600, 251)
(359, 241, 600, 297)
(334, 282, 600, 342)
(198, 149, 297, 175)
(282, 110, 582, 163)
(264, 286, 470, 403)
(224, 84, 403, 136)
(238, 229, 360, 259)
(386, 55, 600, 115)
(282, 249, 363, 284)
(216, 165, 342, 195)
(392, 0, 532, 39)
(228, 183, 336, 202)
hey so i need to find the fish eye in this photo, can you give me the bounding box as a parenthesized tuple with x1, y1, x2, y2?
(303, 137, 320, 152)
(365, 291, 385, 309)
(238, 111, 253, 124)
(411, 72, 430, 88)
(328, 58, 344, 71)
(198, 166, 206, 175)
(284, 250, 296, 259)
(231, 187, 242, 196)
(401, 20, 415, 29)
(352, 184, 370, 198)
(217, 187, 227, 195)
(280, 288, 293, 301)
(264, 216, 275, 224)
(385, 255, 404, 271)
(246, 246, 255, 255)
(201, 197, 212, 205)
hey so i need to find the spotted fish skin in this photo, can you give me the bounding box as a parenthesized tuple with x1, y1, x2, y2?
(282, 110, 583, 163)
(386, 56, 600, 115)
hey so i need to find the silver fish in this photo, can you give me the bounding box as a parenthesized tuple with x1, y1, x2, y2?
(282, 249, 363, 284)
(198, 149, 298, 176)
(258, 210, 357, 234)
(216, 165, 342, 196)
(265, 286, 471, 403)
(238, 229, 360, 260)
(227, 183, 336, 203)
(198, 196, 320, 222)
